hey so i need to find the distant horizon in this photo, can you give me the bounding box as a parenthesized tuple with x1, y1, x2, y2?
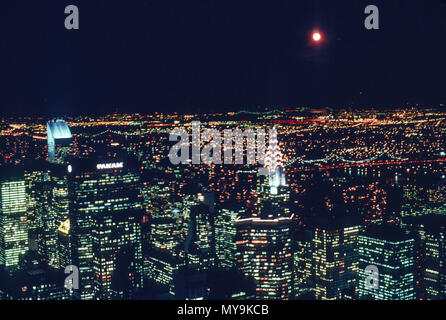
(1, 103, 446, 119)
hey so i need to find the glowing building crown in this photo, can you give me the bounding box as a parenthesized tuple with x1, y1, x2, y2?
(264, 134, 287, 192)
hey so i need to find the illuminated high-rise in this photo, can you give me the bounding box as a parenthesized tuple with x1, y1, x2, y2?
(150, 217, 181, 255)
(184, 203, 215, 270)
(236, 143, 294, 299)
(403, 215, 446, 300)
(236, 215, 293, 300)
(24, 162, 69, 269)
(68, 156, 144, 299)
(47, 120, 73, 164)
(255, 134, 290, 219)
(310, 219, 360, 300)
(293, 229, 313, 298)
(215, 205, 245, 269)
(0, 170, 28, 273)
(358, 225, 415, 300)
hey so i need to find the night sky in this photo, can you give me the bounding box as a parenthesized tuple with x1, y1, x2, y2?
(1, 0, 446, 116)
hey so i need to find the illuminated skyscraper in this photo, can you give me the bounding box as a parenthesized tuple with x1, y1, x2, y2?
(215, 205, 245, 269)
(146, 178, 172, 219)
(35, 178, 57, 266)
(24, 162, 69, 269)
(419, 225, 446, 299)
(236, 143, 294, 299)
(183, 203, 215, 270)
(47, 120, 73, 164)
(256, 133, 289, 219)
(403, 215, 446, 300)
(358, 225, 415, 300)
(68, 156, 144, 299)
(293, 229, 313, 298)
(150, 217, 181, 254)
(145, 175, 187, 257)
(0, 170, 28, 273)
(57, 217, 72, 270)
(145, 249, 186, 297)
(236, 215, 293, 299)
(144, 191, 213, 298)
(25, 167, 50, 236)
(310, 219, 360, 300)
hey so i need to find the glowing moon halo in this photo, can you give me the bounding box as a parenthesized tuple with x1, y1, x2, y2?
(312, 32, 322, 42)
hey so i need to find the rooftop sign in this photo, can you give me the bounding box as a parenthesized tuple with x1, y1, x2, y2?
(96, 162, 124, 170)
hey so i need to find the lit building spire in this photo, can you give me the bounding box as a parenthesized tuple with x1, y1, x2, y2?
(264, 131, 283, 175)
(263, 133, 287, 193)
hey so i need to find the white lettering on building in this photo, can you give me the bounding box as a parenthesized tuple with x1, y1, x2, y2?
(96, 162, 124, 170)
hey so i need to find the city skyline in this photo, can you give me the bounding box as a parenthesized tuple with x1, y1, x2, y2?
(0, 106, 445, 300)
(1, 0, 446, 306)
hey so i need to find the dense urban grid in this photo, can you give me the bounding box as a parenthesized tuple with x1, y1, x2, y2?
(0, 106, 445, 300)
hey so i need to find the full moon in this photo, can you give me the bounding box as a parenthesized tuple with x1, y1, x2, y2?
(312, 32, 322, 42)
